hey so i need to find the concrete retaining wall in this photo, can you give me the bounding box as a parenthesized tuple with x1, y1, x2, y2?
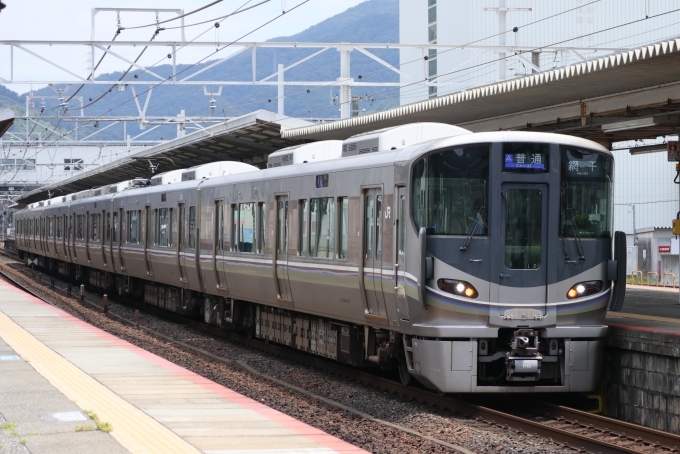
(605, 326, 680, 433)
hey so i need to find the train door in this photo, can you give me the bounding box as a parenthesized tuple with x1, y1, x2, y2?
(275, 196, 292, 303)
(363, 188, 387, 316)
(496, 183, 549, 317)
(394, 187, 409, 322)
(178, 204, 188, 283)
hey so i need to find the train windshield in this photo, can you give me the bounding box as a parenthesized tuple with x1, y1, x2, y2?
(411, 145, 489, 235)
(560, 146, 613, 238)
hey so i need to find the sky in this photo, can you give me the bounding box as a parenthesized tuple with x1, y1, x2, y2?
(0, 0, 367, 95)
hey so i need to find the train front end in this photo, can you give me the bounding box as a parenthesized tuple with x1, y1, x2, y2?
(403, 133, 625, 393)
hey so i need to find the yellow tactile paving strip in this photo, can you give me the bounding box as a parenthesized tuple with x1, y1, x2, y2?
(0, 282, 366, 454)
(0, 308, 201, 454)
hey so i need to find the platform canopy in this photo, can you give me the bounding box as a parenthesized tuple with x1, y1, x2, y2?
(282, 38, 680, 145)
(0, 108, 14, 139)
(15, 110, 311, 206)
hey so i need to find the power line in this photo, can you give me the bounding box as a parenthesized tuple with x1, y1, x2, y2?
(219, 0, 605, 113)
(14, 0, 313, 165)
(278, 6, 680, 122)
(54, 0, 267, 114)
(136, 0, 271, 31)
(120, 0, 225, 30)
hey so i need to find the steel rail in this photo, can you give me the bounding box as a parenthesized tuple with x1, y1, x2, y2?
(0, 252, 675, 454)
(533, 403, 680, 452)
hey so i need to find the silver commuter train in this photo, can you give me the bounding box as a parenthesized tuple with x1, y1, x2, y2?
(14, 123, 627, 393)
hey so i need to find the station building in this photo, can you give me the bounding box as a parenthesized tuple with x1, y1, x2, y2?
(612, 147, 680, 284)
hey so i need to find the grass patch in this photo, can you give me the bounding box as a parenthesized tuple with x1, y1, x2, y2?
(75, 425, 96, 432)
(0, 423, 15, 431)
(83, 410, 112, 433)
(18, 439, 27, 445)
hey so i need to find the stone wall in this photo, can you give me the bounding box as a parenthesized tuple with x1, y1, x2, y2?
(605, 326, 680, 433)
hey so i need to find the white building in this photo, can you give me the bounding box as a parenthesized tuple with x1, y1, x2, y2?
(612, 147, 680, 282)
(399, 0, 680, 105)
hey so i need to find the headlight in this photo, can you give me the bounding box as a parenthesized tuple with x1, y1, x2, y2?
(566, 280, 603, 299)
(437, 279, 478, 298)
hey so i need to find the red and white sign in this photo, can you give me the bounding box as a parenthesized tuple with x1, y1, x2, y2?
(659, 245, 671, 253)
(668, 141, 679, 162)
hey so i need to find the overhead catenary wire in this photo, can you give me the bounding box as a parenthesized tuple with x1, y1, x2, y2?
(17, 0, 312, 164)
(56, 0, 267, 115)
(222, 0, 607, 114)
(350, 0, 604, 83)
(23, 2, 679, 170)
(118, 0, 225, 30)
(66, 31, 121, 105)
(226, 5, 680, 127)
(51, 0, 598, 126)
(34, 0, 271, 144)
(137, 0, 271, 31)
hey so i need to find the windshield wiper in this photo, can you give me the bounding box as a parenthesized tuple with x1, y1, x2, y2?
(460, 205, 484, 251)
(565, 208, 586, 263)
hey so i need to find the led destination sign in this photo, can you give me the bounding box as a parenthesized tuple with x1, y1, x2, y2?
(503, 151, 549, 172)
(504, 153, 545, 169)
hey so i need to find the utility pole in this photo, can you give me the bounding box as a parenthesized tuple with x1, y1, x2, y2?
(337, 45, 352, 119)
(277, 64, 285, 116)
(485, 1, 531, 81)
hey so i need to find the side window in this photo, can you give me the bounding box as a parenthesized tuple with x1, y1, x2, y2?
(128, 210, 139, 244)
(231, 204, 238, 251)
(48, 217, 53, 238)
(106, 213, 111, 243)
(188, 206, 196, 248)
(239, 202, 256, 253)
(310, 197, 335, 258)
(215, 202, 225, 252)
(178, 206, 185, 248)
(112, 212, 118, 244)
(338, 197, 349, 259)
(77, 215, 84, 240)
(91, 213, 99, 242)
(298, 200, 308, 256)
(156, 208, 170, 247)
(257, 202, 266, 254)
(153, 209, 158, 245)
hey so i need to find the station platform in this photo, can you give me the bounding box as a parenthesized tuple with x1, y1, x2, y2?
(0, 278, 366, 454)
(605, 284, 680, 335)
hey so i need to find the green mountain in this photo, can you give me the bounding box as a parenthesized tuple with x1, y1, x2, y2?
(1, 0, 399, 142)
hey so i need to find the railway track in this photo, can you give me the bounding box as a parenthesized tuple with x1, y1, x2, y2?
(1, 251, 678, 454)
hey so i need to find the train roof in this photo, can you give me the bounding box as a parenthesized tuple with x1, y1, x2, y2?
(200, 130, 612, 189)
(18, 130, 610, 212)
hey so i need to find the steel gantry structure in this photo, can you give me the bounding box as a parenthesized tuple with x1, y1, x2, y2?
(0, 39, 633, 120)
